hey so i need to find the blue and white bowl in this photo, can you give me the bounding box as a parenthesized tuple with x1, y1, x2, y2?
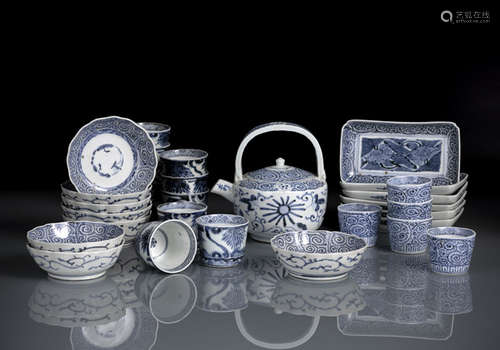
(159, 175, 209, 195)
(196, 214, 249, 268)
(156, 200, 207, 230)
(135, 220, 197, 273)
(387, 216, 432, 254)
(137, 122, 171, 149)
(159, 192, 208, 204)
(62, 204, 152, 223)
(61, 181, 152, 205)
(387, 199, 432, 220)
(387, 176, 432, 203)
(61, 196, 152, 215)
(27, 221, 124, 253)
(27, 244, 123, 280)
(338, 203, 381, 247)
(159, 149, 208, 178)
(427, 227, 476, 275)
(270, 230, 367, 281)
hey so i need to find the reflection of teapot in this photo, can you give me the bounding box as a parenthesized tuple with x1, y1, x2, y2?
(70, 306, 159, 350)
(212, 122, 328, 243)
(135, 271, 197, 324)
(29, 276, 124, 328)
(271, 277, 366, 317)
(425, 272, 472, 315)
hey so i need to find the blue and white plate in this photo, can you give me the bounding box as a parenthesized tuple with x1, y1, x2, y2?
(67, 116, 157, 194)
(340, 120, 460, 185)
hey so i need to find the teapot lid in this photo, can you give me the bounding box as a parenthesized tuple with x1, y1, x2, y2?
(239, 158, 325, 191)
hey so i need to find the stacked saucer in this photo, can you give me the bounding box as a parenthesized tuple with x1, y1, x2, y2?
(63, 116, 157, 243)
(158, 149, 209, 204)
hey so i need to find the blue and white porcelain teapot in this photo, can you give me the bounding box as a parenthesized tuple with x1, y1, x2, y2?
(212, 122, 328, 242)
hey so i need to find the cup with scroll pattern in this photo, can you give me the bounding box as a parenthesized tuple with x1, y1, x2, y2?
(387, 199, 432, 220)
(387, 176, 432, 203)
(387, 216, 431, 254)
(427, 227, 476, 275)
(338, 203, 382, 247)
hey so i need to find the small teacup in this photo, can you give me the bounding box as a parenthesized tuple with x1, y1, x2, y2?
(338, 203, 382, 247)
(427, 227, 476, 274)
(138, 122, 171, 149)
(196, 214, 249, 267)
(387, 176, 432, 203)
(156, 201, 208, 231)
(160, 149, 208, 178)
(135, 220, 197, 273)
(387, 199, 432, 220)
(387, 216, 432, 254)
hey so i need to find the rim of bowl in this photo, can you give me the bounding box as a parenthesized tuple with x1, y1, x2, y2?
(338, 203, 382, 214)
(149, 220, 197, 274)
(270, 230, 367, 256)
(386, 176, 432, 187)
(196, 214, 249, 228)
(61, 196, 152, 208)
(26, 242, 123, 256)
(61, 181, 152, 197)
(159, 173, 210, 180)
(159, 149, 208, 162)
(137, 122, 171, 132)
(427, 227, 476, 240)
(386, 215, 433, 223)
(27, 221, 124, 243)
(157, 200, 207, 214)
(61, 204, 152, 216)
(387, 199, 433, 205)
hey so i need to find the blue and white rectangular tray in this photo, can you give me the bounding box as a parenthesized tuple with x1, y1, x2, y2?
(340, 120, 461, 185)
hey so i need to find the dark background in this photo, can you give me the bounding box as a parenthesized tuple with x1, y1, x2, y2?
(2, 8, 499, 199)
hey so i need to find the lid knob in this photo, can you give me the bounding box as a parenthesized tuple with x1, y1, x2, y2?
(275, 158, 285, 167)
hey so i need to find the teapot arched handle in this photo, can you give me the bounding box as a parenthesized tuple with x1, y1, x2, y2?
(235, 122, 326, 182)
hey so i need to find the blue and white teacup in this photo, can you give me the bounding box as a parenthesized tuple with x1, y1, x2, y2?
(387, 216, 432, 254)
(159, 175, 209, 195)
(160, 149, 208, 178)
(427, 227, 476, 275)
(338, 203, 382, 247)
(387, 176, 432, 203)
(156, 200, 208, 231)
(387, 199, 432, 220)
(138, 122, 171, 149)
(159, 192, 208, 205)
(135, 220, 197, 274)
(196, 214, 249, 268)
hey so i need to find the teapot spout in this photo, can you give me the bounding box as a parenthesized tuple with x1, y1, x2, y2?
(211, 179, 234, 203)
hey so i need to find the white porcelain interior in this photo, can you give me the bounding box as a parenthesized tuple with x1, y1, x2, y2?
(160, 149, 208, 161)
(427, 227, 476, 240)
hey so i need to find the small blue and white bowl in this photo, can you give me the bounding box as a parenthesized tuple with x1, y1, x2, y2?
(338, 203, 381, 247)
(270, 230, 367, 281)
(159, 175, 209, 195)
(27, 221, 124, 252)
(387, 199, 432, 220)
(135, 220, 197, 274)
(138, 122, 171, 149)
(60, 181, 152, 205)
(159, 149, 208, 178)
(427, 227, 476, 275)
(62, 204, 152, 223)
(387, 216, 432, 254)
(196, 214, 249, 268)
(387, 176, 432, 203)
(157, 200, 207, 231)
(61, 196, 152, 215)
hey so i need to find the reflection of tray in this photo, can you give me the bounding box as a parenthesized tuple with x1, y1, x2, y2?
(340, 120, 460, 185)
(338, 312, 454, 340)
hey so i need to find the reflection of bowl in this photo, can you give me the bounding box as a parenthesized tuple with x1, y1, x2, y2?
(271, 276, 366, 317)
(107, 245, 147, 307)
(29, 277, 124, 328)
(196, 263, 248, 312)
(70, 305, 159, 350)
(425, 272, 472, 315)
(135, 271, 197, 324)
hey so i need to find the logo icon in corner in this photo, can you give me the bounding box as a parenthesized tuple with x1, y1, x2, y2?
(441, 10, 453, 23)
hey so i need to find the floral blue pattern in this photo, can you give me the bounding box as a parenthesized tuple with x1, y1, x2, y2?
(427, 227, 476, 274)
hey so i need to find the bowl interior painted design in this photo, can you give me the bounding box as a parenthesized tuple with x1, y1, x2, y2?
(387, 176, 432, 187)
(196, 214, 248, 228)
(27, 221, 123, 244)
(427, 227, 476, 240)
(160, 149, 208, 161)
(338, 203, 382, 214)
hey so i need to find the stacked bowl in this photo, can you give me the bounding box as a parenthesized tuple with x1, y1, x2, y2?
(158, 149, 209, 204)
(26, 221, 125, 280)
(137, 122, 171, 154)
(386, 176, 432, 254)
(60, 181, 152, 244)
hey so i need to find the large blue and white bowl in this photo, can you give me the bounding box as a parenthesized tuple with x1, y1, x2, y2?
(61, 196, 152, 215)
(270, 230, 367, 281)
(61, 181, 152, 205)
(427, 227, 476, 275)
(62, 204, 152, 223)
(27, 244, 123, 280)
(27, 221, 124, 252)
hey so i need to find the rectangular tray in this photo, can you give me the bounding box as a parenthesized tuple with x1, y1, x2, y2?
(340, 120, 461, 185)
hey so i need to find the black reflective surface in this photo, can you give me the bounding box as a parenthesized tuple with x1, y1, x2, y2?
(0, 192, 498, 349)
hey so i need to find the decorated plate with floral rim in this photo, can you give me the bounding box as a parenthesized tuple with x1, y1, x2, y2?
(340, 120, 460, 185)
(67, 116, 157, 194)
